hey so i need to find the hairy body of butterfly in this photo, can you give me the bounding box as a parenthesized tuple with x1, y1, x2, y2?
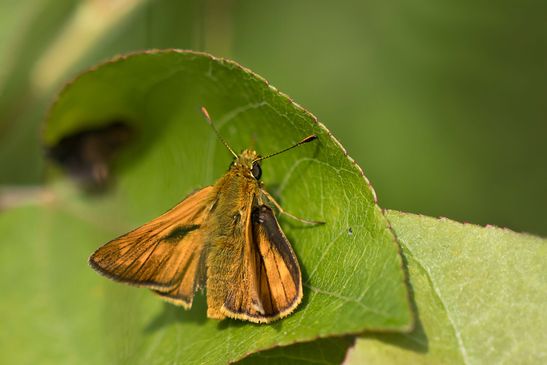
(89, 149, 305, 323)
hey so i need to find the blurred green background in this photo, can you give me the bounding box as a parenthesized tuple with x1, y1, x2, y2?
(0, 0, 545, 235)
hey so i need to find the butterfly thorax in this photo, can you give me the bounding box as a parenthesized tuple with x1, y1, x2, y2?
(208, 149, 264, 241)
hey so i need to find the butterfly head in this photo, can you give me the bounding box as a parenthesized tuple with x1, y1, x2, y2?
(235, 149, 262, 180)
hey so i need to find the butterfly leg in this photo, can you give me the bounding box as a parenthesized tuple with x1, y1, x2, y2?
(261, 190, 325, 225)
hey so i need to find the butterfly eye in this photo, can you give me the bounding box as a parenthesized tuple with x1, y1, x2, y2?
(251, 161, 262, 180)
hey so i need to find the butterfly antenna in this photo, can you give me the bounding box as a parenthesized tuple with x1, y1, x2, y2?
(201, 107, 238, 158)
(255, 134, 317, 162)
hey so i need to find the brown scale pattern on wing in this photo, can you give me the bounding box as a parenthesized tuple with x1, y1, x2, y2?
(89, 186, 216, 303)
(251, 205, 302, 320)
(211, 201, 302, 323)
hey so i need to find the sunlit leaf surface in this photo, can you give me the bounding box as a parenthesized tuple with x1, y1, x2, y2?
(0, 51, 412, 364)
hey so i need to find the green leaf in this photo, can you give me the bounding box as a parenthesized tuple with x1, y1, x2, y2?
(2, 50, 412, 364)
(346, 211, 547, 364)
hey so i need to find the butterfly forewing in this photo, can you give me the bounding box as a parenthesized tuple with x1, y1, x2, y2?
(253, 205, 302, 317)
(252, 205, 302, 319)
(89, 186, 216, 307)
(220, 204, 302, 323)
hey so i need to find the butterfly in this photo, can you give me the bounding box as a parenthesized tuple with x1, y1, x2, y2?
(89, 107, 323, 323)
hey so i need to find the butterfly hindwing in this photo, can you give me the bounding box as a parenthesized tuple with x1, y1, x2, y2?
(153, 236, 210, 307)
(89, 186, 215, 308)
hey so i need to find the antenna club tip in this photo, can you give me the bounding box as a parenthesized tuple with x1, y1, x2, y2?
(200, 106, 211, 121)
(302, 134, 318, 143)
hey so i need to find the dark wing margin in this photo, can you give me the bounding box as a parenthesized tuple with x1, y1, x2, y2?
(221, 204, 303, 323)
(88, 186, 215, 308)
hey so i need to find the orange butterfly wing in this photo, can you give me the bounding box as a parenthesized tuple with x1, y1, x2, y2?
(89, 186, 216, 308)
(252, 205, 303, 319)
(219, 204, 303, 323)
